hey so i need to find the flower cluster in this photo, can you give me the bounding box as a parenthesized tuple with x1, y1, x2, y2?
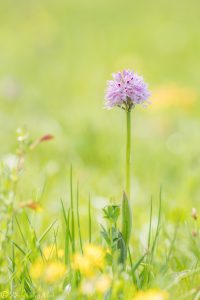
(133, 289, 168, 300)
(105, 70, 150, 110)
(80, 275, 111, 296)
(30, 259, 66, 284)
(72, 244, 111, 296)
(73, 244, 105, 277)
(30, 245, 66, 284)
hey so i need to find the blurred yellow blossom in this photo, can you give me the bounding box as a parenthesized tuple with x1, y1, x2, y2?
(44, 262, 66, 283)
(73, 244, 105, 277)
(151, 85, 197, 110)
(80, 274, 111, 296)
(84, 244, 105, 269)
(73, 253, 93, 277)
(133, 289, 168, 300)
(30, 259, 44, 280)
(30, 259, 66, 284)
(95, 274, 111, 294)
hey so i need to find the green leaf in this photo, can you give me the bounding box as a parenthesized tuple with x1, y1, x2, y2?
(103, 205, 120, 223)
(117, 231, 127, 265)
(121, 192, 132, 246)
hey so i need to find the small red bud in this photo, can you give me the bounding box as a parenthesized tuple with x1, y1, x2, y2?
(39, 134, 54, 143)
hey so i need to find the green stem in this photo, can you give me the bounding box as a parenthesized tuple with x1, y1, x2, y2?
(126, 110, 131, 198)
(70, 165, 75, 253)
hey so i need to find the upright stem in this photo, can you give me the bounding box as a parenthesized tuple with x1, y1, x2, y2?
(126, 110, 131, 198)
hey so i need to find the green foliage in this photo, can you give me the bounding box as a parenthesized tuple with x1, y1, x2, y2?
(121, 192, 132, 247)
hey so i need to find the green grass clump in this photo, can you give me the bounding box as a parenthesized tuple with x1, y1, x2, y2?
(0, 131, 199, 299)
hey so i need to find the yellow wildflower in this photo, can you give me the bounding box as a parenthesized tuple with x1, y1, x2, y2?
(72, 244, 105, 277)
(95, 274, 111, 294)
(43, 245, 54, 259)
(133, 289, 168, 300)
(58, 249, 64, 258)
(151, 85, 197, 110)
(73, 253, 94, 277)
(30, 259, 66, 284)
(44, 261, 66, 283)
(84, 244, 105, 269)
(80, 274, 111, 296)
(29, 259, 44, 280)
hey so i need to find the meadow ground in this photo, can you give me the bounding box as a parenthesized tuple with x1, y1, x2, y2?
(0, 0, 200, 299)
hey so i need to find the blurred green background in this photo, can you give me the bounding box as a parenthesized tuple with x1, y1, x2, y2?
(0, 0, 200, 222)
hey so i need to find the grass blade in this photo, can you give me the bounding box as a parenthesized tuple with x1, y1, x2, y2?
(61, 199, 71, 265)
(15, 216, 27, 246)
(12, 241, 26, 256)
(65, 209, 71, 265)
(11, 217, 15, 298)
(53, 226, 59, 259)
(61, 198, 72, 242)
(121, 192, 132, 246)
(132, 252, 147, 274)
(70, 165, 75, 252)
(76, 182, 83, 253)
(38, 219, 57, 243)
(142, 197, 153, 285)
(150, 188, 162, 261)
(147, 196, 153, 252)
(88, 193, 92, 243)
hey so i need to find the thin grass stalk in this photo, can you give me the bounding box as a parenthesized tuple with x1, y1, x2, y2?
(61, 199, 72, 243)
(53, 226, 59, 260)
(147, 197, 153, 252)
(126, 110, 131, 198)
(147, 188, 162, 285)
(11, 217, 15, 299)
(15, 216, 27, 246)
(24, 212, 45, 262)
(38, 220, 57, 243)
(150, 188, 162, 259)
(144, 197, 153, 285)
(76, 182, 83, 253)
(128, 246, 134, 283)
(61, 199, 70, 265)
(88, 194, 92, 243)
(70, 165, 75, 253)
(164, 225, 178, 270)
(66, 210, 70, 266)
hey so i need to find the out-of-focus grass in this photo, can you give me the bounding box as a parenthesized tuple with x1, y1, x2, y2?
(0, 0, 200, 223)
